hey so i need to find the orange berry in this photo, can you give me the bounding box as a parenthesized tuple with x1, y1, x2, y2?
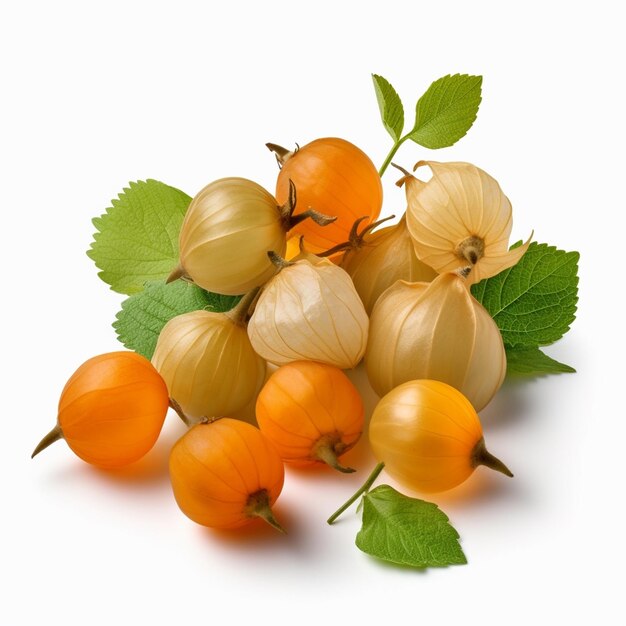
(256, 361, 364, 472)
(369, 380, 512, 493)
(32, 351, 169, 468)
(270, 138, 383, 252)
(169, 419, 285, 531)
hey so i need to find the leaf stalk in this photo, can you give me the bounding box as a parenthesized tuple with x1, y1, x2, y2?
(379, 135, 410, 177)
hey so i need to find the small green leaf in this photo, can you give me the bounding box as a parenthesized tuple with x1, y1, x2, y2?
(113, 281, 240, 360)
(88, 180, 191, 295)
(408, 74, 482, 149)
(506, 346, 576, 376)
(471, 242, 579, 348)
(372, 74, 404, 142)
(355, 485, 466, 568)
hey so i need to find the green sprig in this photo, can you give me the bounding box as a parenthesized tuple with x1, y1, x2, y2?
(373, 73, 483, 176)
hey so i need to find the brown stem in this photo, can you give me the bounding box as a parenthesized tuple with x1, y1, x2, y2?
(316, 240, 354, 258)
(471, 438, 514, 478)
(391, 162, 413, 188)
(353, 214, 395, 241)
(318, 214, 397, 258)
(169, 398, 192, 427)
(166, 264, 187, 284)
(289, 208, 337, 228)
(266, 142, 297, 168)
(267, 251, 295, 270)
(312, 434, 356, 473)
(277, 179, 336, 230)
(32, 424, 63, 459)
(347, 216, 371, 241)
(225, 286, 262, 325)
(245, 489, 286, 533)
(277, 179, 298, 228)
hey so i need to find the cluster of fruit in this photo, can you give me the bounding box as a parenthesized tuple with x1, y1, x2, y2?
(34, 136, 525, 533)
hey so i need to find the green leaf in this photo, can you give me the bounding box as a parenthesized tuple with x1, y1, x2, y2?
(408, 74, 482, 149)
(87, 180, 191, 295)
(471, 242, 579, 348)
(506, 346, 576, 376)
(355, 485, 466, 568)
(113, 281, 240, 360)
(372, 74, 404, 142)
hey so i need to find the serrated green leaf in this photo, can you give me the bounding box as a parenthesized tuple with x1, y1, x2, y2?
(408, 74, 482, 149)
(471, 242, 579, 348)
(372, 74, 404, 142)
(113, 281, 240, 360)
(87, 180, 191, 295)
(355, 485, 466, 568)
(506, 346, 575, 376)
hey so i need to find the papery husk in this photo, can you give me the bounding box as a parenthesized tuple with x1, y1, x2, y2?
(400, 161, 531, 284)
(247, 258, 369, 369)
(365, 272, 506, 411)
(176, 177, 287, 295)
(152, 309, 266, 421)
(341, 214, 437, 314)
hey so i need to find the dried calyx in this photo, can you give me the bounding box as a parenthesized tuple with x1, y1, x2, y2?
(277, 179, 337, 231)
(266, 142, 299, 168)
(244, 489, 286, 533)
(316, 214, 397, 258)
(456, 235, 485, 266)
(312, 433, 357, 474)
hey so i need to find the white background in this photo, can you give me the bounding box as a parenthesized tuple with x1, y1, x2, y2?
(1, 1, 623, 624)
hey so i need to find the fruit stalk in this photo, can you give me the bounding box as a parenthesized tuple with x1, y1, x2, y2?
(327, 462, 385, 524)
(471, 438, 514, 477)
(31, 425, 63, 459)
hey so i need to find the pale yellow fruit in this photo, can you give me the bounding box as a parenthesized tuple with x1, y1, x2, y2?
(400, 161, 531, 284)
(365, 272, 506, 411)
(340, 214, 436, 314)
(248, 258, 369, 369)
(175, 177, 287, 295)
(152, 305, 266, 422)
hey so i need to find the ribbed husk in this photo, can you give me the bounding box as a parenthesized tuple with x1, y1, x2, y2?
(247, 258, 369, 369)
(402, 161, 531, 284)
(178, 177, 286, 295)
(340, 215, 437, 314)
(152, 310, 266, 421)
(365, 272, 506, 411)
